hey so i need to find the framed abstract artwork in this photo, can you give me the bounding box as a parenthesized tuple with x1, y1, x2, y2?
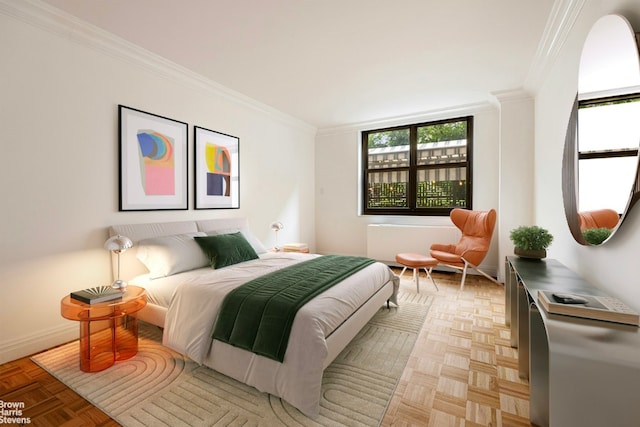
(118, 105, 188, 211)
(194, 126, 240, 209)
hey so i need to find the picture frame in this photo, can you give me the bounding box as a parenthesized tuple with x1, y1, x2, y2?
(118, 105, 188, 211)
(194, 126, 240, 209)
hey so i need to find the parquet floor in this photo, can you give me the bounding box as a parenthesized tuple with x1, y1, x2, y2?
(0, 356, 118, 426)
(0, 269, 530, 427)
(381, 269, 531, 427)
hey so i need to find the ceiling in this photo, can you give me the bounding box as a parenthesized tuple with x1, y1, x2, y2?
(41, 0, 555, 129)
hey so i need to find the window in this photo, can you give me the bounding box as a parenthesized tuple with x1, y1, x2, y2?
(361, 116, 473, 216)
(578, 94, 640, 213)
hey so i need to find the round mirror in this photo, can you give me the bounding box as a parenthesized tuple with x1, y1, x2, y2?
(563, 14, 640, 245)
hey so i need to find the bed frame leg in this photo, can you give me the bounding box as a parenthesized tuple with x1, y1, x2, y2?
(387, 300, 390, 309)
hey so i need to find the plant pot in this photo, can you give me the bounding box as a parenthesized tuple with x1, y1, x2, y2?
(514, 247, 547, 259)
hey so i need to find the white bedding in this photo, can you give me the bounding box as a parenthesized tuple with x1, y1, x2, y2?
(135, 251, 398, 416)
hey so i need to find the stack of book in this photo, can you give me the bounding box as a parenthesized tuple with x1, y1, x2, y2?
(70, 286, 123, 304)
(537, 290, 639, 326)
(281, 243, 309, 253)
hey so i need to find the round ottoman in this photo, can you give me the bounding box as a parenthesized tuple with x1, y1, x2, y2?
(395, 253, 439, 292)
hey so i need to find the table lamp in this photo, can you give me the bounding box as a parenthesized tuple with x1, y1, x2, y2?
(104, 234, 133, 289)
(270, 221, 284, 251)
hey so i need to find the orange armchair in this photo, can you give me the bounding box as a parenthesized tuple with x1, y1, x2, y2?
(430, 208, 499, 290)
(578, 209, 619, 231)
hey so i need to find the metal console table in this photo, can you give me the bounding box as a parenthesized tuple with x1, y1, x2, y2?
(505, 256, 640, 427)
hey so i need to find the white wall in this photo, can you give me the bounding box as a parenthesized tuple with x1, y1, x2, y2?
(0, 3, 316, 363)
(534, 0, 640, 311)
(315, 105, 501, 275)
(494, 91, 535, 281)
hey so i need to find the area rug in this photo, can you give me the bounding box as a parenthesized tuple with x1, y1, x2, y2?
(32, 293, 431, 426)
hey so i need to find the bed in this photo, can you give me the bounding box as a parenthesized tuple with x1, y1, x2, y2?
(108, 218, 398, 417)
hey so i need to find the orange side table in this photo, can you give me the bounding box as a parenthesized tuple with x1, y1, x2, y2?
(61, 285, 147, 372)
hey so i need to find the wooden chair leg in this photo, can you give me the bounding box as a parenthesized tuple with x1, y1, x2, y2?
(460, 263, 468, 291)
(422, 267, 439, 291)
(413, 268, 420, 293)
(460, 259, 501, 291)
(474, 267, 502, 285)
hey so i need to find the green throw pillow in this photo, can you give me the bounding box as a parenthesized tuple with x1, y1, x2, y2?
(194, 232, 259, 269)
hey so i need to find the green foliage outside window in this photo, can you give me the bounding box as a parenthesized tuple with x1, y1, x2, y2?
(368, 180, 467, 209)
(368, 121, 467, 148)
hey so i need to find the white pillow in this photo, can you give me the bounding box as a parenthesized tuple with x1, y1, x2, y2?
(205, 227, 267, 254)
(136, 232, 208, 278)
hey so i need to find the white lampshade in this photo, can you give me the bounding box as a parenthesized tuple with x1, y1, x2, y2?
(104, 235, 133, 253)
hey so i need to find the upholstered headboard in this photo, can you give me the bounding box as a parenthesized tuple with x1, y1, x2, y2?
(108, 217, 257, 280)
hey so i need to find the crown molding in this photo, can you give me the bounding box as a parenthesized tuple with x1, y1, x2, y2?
(524, 0, 587, 93)
(0, 0, 317, 135)
(489, 88, 535, 109)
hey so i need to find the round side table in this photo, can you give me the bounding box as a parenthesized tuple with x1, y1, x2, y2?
(61, 285, 147, 372)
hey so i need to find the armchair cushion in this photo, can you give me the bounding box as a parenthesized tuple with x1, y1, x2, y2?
(429, 249, 463, 266)
(430, 243, 457, 253)
(578, 209, 619, 230)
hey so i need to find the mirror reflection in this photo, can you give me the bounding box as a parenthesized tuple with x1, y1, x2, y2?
(564, 14, 640, 245)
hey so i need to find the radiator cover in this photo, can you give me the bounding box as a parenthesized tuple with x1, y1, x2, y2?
(366, 224, 460, 265)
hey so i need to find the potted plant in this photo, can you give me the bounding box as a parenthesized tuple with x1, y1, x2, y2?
(509, 225, 554, 259)
(582, 227, 612, 245)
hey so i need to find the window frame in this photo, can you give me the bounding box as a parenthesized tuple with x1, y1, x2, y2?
(361, 116, 474, 216)
(578, 93, 640, 161)
(577, 92, 640, 213)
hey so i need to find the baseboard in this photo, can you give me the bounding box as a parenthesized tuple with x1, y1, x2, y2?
(0, 323, 77, 364)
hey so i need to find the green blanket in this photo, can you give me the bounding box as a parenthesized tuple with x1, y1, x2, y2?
(212, 255, 376, 362)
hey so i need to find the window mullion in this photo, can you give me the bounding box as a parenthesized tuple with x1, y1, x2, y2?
(408, 126, 418, 210)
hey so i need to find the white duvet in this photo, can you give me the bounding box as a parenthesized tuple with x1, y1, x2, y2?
(161, 252, 397, 416)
